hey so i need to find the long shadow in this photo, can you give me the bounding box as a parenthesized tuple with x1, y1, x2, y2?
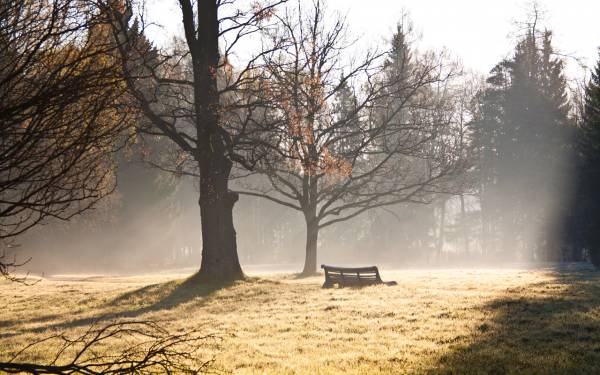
(109, 272, 236, 310)
(1, 273, 238, 339)
(427, 269, 600, 374)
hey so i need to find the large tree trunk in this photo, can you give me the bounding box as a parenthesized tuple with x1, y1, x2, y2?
(196, 155, 245, 282)
(192, 0, 244, 282)
(301, 212, 319, 275)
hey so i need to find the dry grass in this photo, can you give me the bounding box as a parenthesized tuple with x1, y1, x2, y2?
(2, 267, 600, 374)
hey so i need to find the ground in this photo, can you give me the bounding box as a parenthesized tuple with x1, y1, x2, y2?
(2, 267, 600, 374)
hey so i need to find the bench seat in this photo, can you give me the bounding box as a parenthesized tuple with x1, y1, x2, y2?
(321, 264, 397, 288)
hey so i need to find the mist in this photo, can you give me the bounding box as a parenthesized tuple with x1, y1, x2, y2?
(6, 1, 591, 277)
(4, 1, 600, 373)
(13, 148, 580, 276)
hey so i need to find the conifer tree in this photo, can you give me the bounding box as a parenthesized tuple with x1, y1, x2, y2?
(580, 52, 600, 162)
(578, 50, 600, 268)
(470, 26, 573, 261)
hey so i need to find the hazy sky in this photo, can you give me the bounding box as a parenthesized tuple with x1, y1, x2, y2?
(146, 0, 600, 79)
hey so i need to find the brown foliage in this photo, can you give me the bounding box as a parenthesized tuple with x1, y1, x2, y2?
(0, 1, 136, 243)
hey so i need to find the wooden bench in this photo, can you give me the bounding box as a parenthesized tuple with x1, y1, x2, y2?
(321, 264, 397, 288)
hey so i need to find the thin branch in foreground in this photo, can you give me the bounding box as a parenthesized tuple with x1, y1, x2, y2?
(0, 321, 219, 374)
(0, 247, 38, 285)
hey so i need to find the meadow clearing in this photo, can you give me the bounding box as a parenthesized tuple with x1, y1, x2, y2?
(1, 267, 600, 374)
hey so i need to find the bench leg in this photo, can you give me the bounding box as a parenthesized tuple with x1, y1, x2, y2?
(322, 281, 334, 289)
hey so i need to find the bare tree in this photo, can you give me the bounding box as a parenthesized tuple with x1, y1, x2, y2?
(0, 321, 216, 374)
(0, 1, 136, 273)
(105, 0, 287, 282)
(236, 2, 467, 274)
(0, 248, 34, 283)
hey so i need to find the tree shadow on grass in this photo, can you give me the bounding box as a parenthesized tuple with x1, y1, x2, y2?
(109, 272, 236, 310)
(427, 269, 600, 375)
(0, 273, 238, 339)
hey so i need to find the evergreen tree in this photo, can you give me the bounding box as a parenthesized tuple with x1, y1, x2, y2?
(578, 50, 600, 268)
(470, 27, 573, 261)
(331, 76, 360, 157)
(469, 63, 509, 257)
(580, 51, 600, 163)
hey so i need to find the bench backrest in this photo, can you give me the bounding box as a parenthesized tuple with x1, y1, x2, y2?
(321, 264, 382, 285)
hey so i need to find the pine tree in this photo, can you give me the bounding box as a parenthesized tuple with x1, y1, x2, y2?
(470, 25, 573, 261)
(331, 76, 360, 157)
(581, 51, 600, 162)
(578, 50, 600, 268)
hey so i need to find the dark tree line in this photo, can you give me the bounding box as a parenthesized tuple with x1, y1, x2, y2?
(574, 50, 600, 268)
(468, 23, 576, 261)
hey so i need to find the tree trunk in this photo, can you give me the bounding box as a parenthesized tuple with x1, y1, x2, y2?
(437, 198, 446, 263)
(191, 0, 244, 283)
(460, 194, 469, 257)
(301, 214, 319, 275)
(196, 155, 244, 282)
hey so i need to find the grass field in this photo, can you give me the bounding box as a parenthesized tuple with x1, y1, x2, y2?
(2, 267, 600, 374)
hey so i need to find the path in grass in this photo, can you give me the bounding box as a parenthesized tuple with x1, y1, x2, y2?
(1, 268, 600, 374)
